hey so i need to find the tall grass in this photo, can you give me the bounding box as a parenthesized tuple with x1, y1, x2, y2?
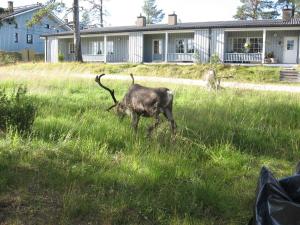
(0, 73, 299, 224)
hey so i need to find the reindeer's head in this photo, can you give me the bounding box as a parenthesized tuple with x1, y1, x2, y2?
(95, 74, 133, 119)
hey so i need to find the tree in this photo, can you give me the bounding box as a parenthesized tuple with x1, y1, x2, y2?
(276, 0, 300, 17)
(234, 0, 279, 20)
(84, 0, 109, 27)
(28, 0, 83, 62)
(73, 0, 82, 62)
(81, 11, 91, 28)
(142, 0, 165, 24)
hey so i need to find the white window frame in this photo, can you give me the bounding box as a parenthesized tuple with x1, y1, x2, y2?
(175, 39, 185, 53)
(175, 38, 194, 54)
(26, 34, 33, 44)
(152, 39, 163, 55)
(69, 42, 75, 54)
(89, 41, 103, 55)
(14, 33, 18, 43)
(229, 36, 263, 53)
(186, 39, 195, 53)
(107, 41, 114, 55)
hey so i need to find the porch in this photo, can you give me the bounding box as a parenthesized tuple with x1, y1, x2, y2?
(224, 30, 300, 64)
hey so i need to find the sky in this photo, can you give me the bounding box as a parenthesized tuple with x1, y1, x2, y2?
(0, 0, 241, 26)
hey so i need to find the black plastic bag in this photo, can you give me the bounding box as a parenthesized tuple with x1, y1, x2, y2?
(249, 167, 300, 225)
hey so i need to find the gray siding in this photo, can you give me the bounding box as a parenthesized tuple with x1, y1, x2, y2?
(194, 29, 210, 63)
(266, 30, 300, 63)
(0, 10, 67, 54)
(211, 28, 225, 61)
(129, 32, 143, 63)
(107, 35, 129, 62)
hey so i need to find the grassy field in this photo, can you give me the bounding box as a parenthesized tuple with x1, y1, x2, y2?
(0, 62, 283, 83)
(0, 66, 300, 225)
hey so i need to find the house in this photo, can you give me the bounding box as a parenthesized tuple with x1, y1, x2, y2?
(43, 8, 300, 64)
(0, 1, 71, 59)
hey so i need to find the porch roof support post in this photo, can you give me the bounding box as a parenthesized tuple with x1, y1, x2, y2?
(165, 32, 168, 63)
(104, 35, 107, 63)
(44, 37, 48, 63)
(262, 29, 266, 64)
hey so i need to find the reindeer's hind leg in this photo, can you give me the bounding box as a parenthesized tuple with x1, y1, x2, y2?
(131, 112, 140, 133)
(163, 109, 176, 134)
(147, 113, 161, 136)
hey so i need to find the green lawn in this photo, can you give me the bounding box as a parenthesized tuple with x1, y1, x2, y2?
(0, 68, 300, 225)
(0, 62, 283, 83)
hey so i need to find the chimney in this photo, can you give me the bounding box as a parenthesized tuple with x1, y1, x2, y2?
(8, 1, 13, 12)
(136, 14, 146, 27)
(282, 8, 293, 21)
(168, 12, 178, 25)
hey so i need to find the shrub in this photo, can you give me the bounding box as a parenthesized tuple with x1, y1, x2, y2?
(34, 54, 45, 62)
(0, 86, 36, 134)
(58, 53, 65, 62)
(0, 51, 21, 65)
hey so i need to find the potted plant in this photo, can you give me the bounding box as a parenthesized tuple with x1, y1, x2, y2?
(265, 52, 277, 64)
(244, 42, 251, 53)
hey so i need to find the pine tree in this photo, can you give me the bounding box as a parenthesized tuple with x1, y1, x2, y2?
(234, 0, 279, 20)
(142, 0, 165, 24)
(276, 0, 300, 17)
(81, 11, 91, 28)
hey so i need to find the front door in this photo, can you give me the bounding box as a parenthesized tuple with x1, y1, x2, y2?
(283, 36, 298, 64)
(152, 39, 163, 61)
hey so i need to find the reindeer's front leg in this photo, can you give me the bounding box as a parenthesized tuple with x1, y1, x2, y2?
(164, 109, 176, 135)
(131, 112, 140, 133)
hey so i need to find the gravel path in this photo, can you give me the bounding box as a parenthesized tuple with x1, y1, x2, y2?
(79, 74, 300, 94)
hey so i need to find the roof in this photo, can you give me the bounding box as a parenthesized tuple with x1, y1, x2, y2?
(0, 3, 42, 20)
(0, 3, 72, 31)
(42, 18, 300, 37)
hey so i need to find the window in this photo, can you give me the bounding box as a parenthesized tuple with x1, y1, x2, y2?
(232, 38, 246, 53)
(107, 41, 114, 54)
(26, 34, 33, 44)
(231, 37, 263, 53)
(14, 33, 18, 43)
(187, 39, 194, 53)
(249, 38, 263, 53)
(45, 24, 50, 29)
(69, 43, 75, 54)
(176, 39, 185, 53)
(153, 40, 162, 54)
(89, 41, 103, 55)
(175, 39, 194, 53)
(287, 40, 295, 50)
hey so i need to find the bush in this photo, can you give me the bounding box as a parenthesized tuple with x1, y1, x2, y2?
(58, 53, 65, 62)
(0, 51, 22, 65)
(34, 54, 45, 62)
(0, 86, 36, 134)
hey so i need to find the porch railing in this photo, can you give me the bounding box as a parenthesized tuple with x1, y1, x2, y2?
(82, 54, 105, 62)
(167, 53, 194, 62)
(224, 53, 262, 63)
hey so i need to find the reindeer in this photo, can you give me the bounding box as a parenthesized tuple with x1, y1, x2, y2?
(95, 74, 176, 135)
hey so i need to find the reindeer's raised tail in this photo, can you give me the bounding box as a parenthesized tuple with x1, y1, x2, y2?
(130, 73, 135, 85)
